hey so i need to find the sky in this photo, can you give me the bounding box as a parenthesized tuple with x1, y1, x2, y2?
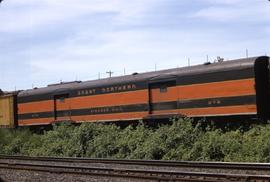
(0, 0, 269, 91)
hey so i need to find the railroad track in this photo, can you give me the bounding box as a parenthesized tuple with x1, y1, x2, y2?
(0, 155, 270, 182)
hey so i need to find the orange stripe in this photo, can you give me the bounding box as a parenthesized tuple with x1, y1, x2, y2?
(56, 99, 71, 110)
(148, 79, 255, 103)
(180, 105, 257, 116)
(59, 90, 148, 110)
(18, 112, 148, 126)
(56, 116, 72, 121)
(151, 110, 179, 115)
(19, 118, 54, 126)
(18, 100, 53, 114)
(71, 111, 148, 122)
(178, 79, 255, 100)
(150, 105, 257, 117)
(150, 87, 178, 102)
(19, 90, 148, 113)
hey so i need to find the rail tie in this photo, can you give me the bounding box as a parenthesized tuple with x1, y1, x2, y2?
(0, 155, 270, 181)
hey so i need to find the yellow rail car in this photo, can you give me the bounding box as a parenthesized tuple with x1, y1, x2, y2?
(0, 94, 16, 128)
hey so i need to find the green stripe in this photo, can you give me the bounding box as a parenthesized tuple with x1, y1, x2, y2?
(18, 95, 256, 120)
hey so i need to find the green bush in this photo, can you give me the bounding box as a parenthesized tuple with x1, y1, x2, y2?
(0, 128, 32, 155)
(0, 118, 270, 162)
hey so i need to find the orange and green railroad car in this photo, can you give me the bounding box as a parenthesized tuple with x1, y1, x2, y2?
(3, 56, 270, 127)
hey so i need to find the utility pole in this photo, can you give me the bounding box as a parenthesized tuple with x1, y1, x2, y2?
(106, 71, 113, 78)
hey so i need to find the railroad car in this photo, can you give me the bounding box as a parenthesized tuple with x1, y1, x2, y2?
(0, 56, 269, 127)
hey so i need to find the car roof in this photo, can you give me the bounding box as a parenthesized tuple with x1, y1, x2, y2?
(18, 56, 265, 97)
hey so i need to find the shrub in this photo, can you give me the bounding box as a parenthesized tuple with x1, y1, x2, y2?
(0, 118, 270, 163)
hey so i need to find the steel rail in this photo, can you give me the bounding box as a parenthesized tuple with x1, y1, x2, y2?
(0, 161, 269, 182)
(0, 155, 270, 171)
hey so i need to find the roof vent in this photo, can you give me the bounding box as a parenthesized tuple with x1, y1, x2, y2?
(48, 81, 82, 87)
(215, 56, 224, 63)
(203, 62, 211, 65)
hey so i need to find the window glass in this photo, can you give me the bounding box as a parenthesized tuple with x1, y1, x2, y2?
(160, 86, 167, 93)
(59, 97, 65, 103)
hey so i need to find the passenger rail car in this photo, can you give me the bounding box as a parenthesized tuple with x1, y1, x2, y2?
(0, 56, 269, 127)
